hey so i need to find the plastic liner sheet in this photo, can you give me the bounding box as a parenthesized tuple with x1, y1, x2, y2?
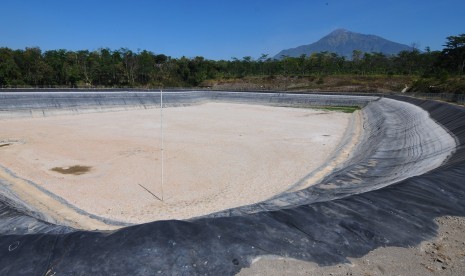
(0, 92, 465, 275)
(0, 91, 375, 119)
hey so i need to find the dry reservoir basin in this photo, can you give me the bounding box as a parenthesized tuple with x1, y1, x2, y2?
(1, 90, 463, 275)
(1, 101, 352, 226)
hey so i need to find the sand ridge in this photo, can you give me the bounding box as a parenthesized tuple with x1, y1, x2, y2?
(0, 103, 353, 228)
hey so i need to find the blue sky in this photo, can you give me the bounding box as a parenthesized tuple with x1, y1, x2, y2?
(1, 0, 464, 60)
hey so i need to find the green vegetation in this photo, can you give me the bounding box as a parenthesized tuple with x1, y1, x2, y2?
(206, 74, 414, 92)
(317, 106, 360, 113)
(409, 77, 465, 94)
(0, 34, 463, 93)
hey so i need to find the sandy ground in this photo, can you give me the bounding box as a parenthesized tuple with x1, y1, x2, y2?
(239, 216, 465, 276)
(0, 103, 351, 227)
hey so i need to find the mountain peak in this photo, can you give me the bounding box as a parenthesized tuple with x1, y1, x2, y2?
(329, 28, 350, 35)
(274, 29, 411, 59)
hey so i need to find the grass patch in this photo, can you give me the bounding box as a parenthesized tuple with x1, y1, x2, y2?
(316, 106, 360, 113)
(51, 165, 92, 175)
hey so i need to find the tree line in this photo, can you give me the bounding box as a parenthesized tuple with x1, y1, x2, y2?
(0, 34, 463, 88)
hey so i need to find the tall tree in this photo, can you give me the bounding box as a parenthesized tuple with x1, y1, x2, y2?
(442, 34, 465, 75)
(21, 47, 52, 86)
(0, 48, 22, 86)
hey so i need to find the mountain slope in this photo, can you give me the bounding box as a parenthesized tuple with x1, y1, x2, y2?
(274, 29, 412, 59)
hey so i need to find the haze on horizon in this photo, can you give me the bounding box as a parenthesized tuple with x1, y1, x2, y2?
(1, 0, 464, 60)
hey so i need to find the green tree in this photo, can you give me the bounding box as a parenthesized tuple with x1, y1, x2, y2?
(441, 34, 465, 75)
(0, 48, 22, 86)
(136, 50, 155, 85)
(20, 47, 52, 86)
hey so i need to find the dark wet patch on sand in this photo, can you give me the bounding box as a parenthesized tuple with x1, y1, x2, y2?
(51, 165, 92, 175)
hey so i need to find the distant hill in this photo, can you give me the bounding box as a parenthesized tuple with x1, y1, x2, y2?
(274, 29, 412, 59)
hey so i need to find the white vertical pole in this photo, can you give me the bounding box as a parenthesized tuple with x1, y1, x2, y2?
(160, 89, 164, 201)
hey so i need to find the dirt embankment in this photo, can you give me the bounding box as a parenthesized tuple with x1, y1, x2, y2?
(201, 75, 414, 93)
